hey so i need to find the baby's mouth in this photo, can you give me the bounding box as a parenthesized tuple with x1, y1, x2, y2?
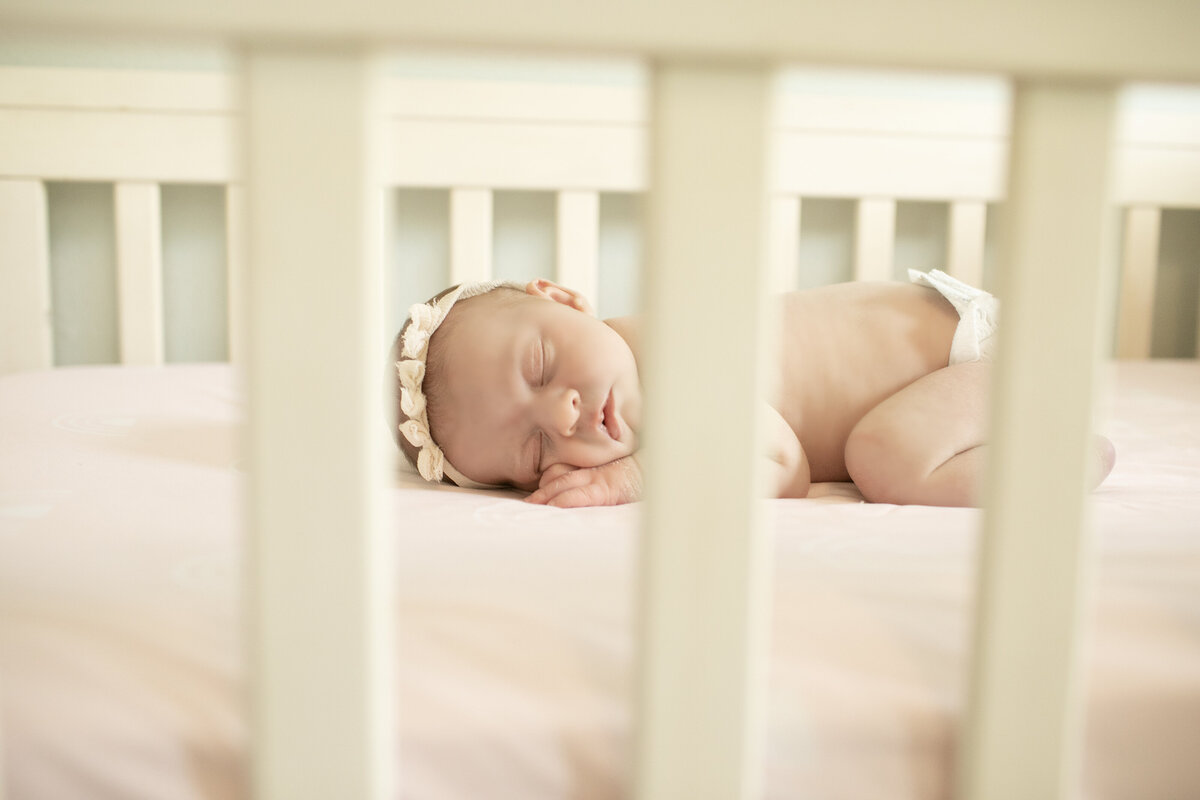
(602, 390, 619, 440)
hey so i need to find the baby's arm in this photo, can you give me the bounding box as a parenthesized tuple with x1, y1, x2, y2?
(526, 405, 808, 507)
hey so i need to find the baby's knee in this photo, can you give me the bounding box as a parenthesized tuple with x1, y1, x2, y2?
(844, 423, 910, 504)
(846, 413, 984, 505)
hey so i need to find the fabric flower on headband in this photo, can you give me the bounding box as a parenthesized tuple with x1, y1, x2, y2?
(394, 280, 519, 489)
(396, 358, 426, 418)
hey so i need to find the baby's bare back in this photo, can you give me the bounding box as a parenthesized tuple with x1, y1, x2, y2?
(774, 281, 960, 482)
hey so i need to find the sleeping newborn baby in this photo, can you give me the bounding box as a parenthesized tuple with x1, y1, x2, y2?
(390, 271, 1116, 507)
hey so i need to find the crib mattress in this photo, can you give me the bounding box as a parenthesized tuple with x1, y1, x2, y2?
(1, 362, 1197, 800)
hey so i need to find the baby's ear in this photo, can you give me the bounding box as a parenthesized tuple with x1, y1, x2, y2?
(525, 279, 595, 315)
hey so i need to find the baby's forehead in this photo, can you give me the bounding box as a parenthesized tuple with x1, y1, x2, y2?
(433, 294, 527, 388)
(441, 291, 529, 345)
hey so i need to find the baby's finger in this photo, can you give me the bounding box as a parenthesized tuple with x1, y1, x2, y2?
(539, 462, 576, 488)
(526, 468, 594, 504)
(546, 482, 609, 508)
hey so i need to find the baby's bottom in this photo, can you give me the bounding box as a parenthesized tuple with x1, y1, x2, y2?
(843, 362, 1116, 507)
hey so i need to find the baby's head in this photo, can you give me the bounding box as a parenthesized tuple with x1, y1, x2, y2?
(391, 279, 641, 492)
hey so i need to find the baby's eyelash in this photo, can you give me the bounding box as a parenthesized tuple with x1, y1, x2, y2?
(538, 340, 547, 386)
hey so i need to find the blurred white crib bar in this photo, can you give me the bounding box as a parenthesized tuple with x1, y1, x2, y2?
(948, 200, 989, 289)
(967, 81, 1119, 800)
(853, 198, 897, 282)
(448, 188, 493, 285)
(113, 182, 165, 365)
(1118, 206, 1164, 358)
(555, 190, 601, 307)
(240, 49, 391, 800)
(638, 62, 776, 798)
(1, 6, 1200, 797)
(0, 179, 50, 375)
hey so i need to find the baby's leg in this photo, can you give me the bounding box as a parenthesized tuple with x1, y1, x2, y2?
(844, 362, 1115, 506)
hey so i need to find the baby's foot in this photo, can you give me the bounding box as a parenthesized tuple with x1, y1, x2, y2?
(1090, 435, 1116, 490)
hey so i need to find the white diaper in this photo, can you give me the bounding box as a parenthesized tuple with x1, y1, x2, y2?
(908, 269, 999, 364)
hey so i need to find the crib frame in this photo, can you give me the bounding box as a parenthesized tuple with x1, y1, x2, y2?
(2, 3, 1200, 799)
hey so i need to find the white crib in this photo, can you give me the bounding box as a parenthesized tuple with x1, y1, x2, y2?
(1, 3, 1199, 800)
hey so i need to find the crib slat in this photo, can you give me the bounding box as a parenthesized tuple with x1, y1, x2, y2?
(243, 49, 391, 800)
(1116, 206, 1161, 359)
(638, 62, 775, 800)
(963, 81, 1117, 800)
(225, 184, 247, 366)
(770, 195, 801, 294)
(0, 179, 51, 375)
(449, 187, 493, 284)
(854, 197, 896, 281)
(947, 200, 988, 288)
(555, 190, 600, 305)
(0, 677, 4, 800)
(114, 182, 165, 365)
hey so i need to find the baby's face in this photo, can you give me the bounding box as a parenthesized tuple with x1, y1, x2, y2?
(434, 286, 641, 491)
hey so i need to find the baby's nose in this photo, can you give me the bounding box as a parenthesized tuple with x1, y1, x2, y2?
(545, 388, 580, 437)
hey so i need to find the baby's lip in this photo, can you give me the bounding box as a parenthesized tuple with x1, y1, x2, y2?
(602, 390, 619, 440)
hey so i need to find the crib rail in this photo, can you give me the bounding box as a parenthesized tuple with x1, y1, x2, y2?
(2, 8, 1200, 798)
(3, 64, 1199, 373)
(3, 0, 1200, 81)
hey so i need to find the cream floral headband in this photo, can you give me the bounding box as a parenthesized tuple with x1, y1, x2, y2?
(396, 280, 520, 488)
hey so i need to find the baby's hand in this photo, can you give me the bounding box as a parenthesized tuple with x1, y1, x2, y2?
(525, 456, 643, 507)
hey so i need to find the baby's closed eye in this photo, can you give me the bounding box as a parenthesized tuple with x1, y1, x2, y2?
(525, 338, 547, 387)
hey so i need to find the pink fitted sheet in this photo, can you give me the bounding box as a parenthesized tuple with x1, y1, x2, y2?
(1, 361, 1197, 799)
